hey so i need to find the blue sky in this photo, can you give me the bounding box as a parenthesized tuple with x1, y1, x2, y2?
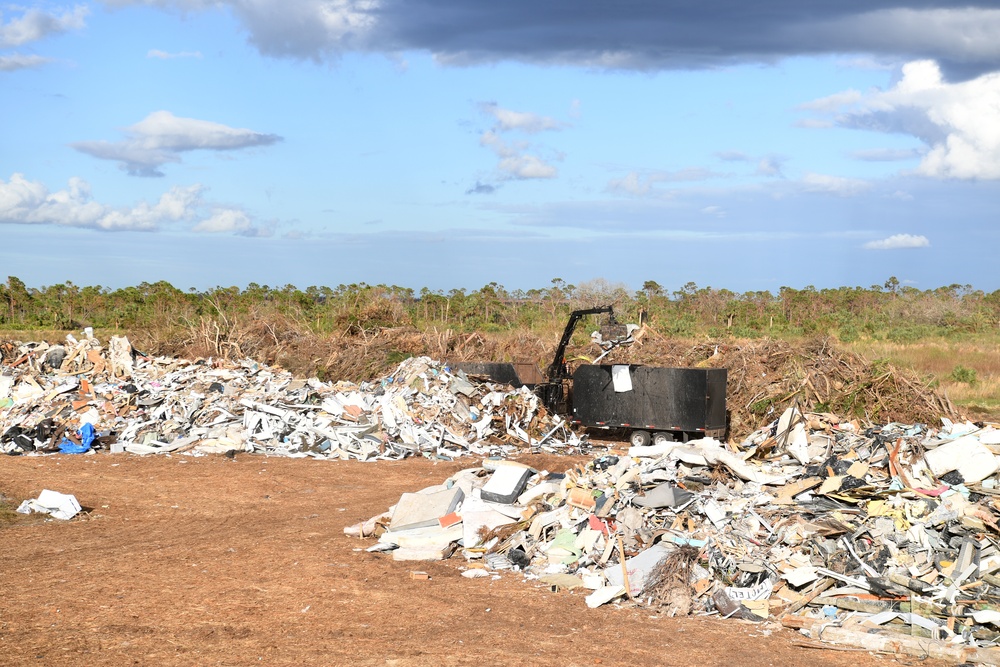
(2, 1, 999, 294)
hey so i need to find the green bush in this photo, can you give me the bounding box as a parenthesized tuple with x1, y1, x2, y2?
(950, 365, 978, 385)
(837, 324, 859, 343)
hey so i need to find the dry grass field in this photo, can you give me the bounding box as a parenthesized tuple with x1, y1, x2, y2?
(847, 338, 1000, 421)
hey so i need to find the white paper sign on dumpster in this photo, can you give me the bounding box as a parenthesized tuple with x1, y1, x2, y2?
(611, 365, 632, 392)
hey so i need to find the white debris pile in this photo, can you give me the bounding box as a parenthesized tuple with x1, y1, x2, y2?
(16, 489, 82, 520)
(351, 408, 1000, 663)
(0, 337, 589, 459)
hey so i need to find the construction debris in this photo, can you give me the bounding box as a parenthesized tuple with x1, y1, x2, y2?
(8, 331, 1000, 660)
(0, 336, 590, 460)
(16, 489, 81, 520)
(351, 406, 1000, 663)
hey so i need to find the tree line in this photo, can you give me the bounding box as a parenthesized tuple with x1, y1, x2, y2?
(3, 275, 999, 342)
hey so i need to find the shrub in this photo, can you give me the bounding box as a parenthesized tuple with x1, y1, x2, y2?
(950, 365, 978, 385)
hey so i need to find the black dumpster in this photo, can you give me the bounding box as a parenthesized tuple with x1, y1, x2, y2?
(570, 365, 727, 439)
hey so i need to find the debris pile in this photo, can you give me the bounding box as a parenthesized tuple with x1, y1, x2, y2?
(16, 489, 81, 520)
(351, 407, 1000, 663)
(0, 336, 587, 459)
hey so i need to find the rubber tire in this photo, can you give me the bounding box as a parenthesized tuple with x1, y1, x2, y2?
(652, 432, 674, 446)
(629, 430, 651, 447)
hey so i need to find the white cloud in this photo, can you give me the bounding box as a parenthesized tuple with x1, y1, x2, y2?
(497, 154, 556, 180)
(480, 102, 565, 133)
(0, 173, 195, 230)
(0, 173, 256, 234)
(863, 233, 930, 250)
(72, 111, 282, 176)
(193, 209, 253, 233)
(0, 53, 51, 71)
(128, 111, 277, 150)
(801, 172, 872, 196)
(701, 205, 726, 218)
(474, 102, 565, 181)
(804, 60, 1000, 180)
(116, 0, 376, 58)
(479, 130, 511, 154)
(234, 0, 378, 56)
(0, 6, 87, 48)
(479, 129, 557, 180)
(147, 49, 203, 59)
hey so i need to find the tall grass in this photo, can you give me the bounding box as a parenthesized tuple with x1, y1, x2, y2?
(847, 338, 1000, 419)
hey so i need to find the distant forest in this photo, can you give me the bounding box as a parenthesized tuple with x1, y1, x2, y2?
(3, 275, 999, 342)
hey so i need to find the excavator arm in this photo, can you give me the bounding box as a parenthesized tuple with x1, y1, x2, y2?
(539, 306, 618, 414)
(544, 306, 616, 382)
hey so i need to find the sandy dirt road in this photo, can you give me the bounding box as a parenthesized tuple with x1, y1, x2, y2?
(0, 453, 944, 666)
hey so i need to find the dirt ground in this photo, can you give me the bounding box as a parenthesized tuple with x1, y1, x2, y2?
(0, 452, 950, 667)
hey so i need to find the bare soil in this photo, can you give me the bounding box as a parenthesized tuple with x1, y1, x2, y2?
(0, 453, 946, 667)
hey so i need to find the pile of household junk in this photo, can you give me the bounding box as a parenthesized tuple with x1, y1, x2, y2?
(0, 336, 589, 459)
(349, 410, 1000, 664)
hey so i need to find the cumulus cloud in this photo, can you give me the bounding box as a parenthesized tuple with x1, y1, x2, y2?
(0, 5, 87, 72)
(863, 233, 930, 250)
(476, 104, 564, 181)
(803, 60, 1000, 179)
(0, 5, 87, 48)
(0, 173, 194, 230)
(147, 49, 203, 59)
(107, 1, 1000, 75)
(72, 111, 282, 176)
(0, 172, 259, 234)
(479, 130, 556, 180)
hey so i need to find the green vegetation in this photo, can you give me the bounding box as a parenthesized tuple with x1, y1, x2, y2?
(950, 365, 979, 386)
(3, 275, 1000, 420)
(4, 275, 999, 339)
